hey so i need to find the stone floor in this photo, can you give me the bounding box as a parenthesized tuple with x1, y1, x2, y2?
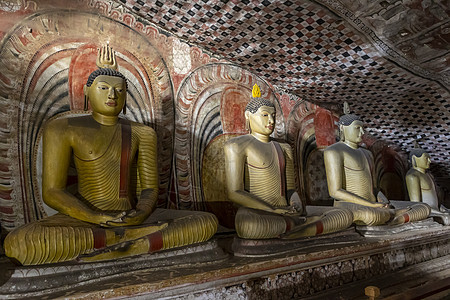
(1, 223, 449, 299)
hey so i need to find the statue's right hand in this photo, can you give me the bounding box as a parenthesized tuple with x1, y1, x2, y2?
(272, 206, 297, 215)
(98, 211, 127, 227)
(371, 202, 389, 208)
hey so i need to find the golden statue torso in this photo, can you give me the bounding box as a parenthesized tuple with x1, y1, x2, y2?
(341, 146, 374, 202)
(243, 137, 288, 207)
(406, 168, 438, 209)
(48, 115, 155, 212)
(224, 134, 294, 209)
(72, 119, 130, 211)
(325, 141, 376, 203)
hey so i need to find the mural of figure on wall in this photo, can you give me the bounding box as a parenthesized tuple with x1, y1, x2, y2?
(3, 46, 218, 265)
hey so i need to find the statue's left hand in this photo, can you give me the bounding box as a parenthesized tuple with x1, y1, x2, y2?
(101, 209, 148, 227)
(289, 192, 303, 213)
(376, 191, 390, 206)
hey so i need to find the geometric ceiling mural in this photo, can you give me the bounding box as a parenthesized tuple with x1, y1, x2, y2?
(118, 0, 449, 177)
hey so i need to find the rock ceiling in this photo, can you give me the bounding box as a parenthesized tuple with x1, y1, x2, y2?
(115, 0, 450, 178)
(117, 0, 449, 89)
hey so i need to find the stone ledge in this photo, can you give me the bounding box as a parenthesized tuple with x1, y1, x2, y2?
(0, 225, 449, 299)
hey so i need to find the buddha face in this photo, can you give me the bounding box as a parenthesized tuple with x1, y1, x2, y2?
(342, 120, 364, 144)
(414, 152, 431, 170)
(85, 75, 126, 116)
(246, 106, 276, 136)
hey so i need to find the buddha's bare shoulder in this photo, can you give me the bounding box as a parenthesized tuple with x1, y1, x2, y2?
(272, 138, 291, 149)
(224, 134, 256, 153)
(272, 139, 293, 155)
(406, 168, 420, 178)
(129, 120, 156, 136)
(324, 141, 347, 153)
(44, 115, 92, 134)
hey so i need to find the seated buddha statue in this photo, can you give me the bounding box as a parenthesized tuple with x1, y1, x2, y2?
(406, 147, 449, 225)
(324, 110, 430, 226)
(4, 45, 218, 265)
(224, 85, 353, 239)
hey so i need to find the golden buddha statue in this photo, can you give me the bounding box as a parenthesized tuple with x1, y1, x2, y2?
(406, 147, 449, 225)
(324, 110, 430, 226)
(224, 85, 353, 239)
(4, 45, 218, 265)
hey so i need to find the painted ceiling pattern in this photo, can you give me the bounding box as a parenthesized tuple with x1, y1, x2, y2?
(115, 0, 450, 178)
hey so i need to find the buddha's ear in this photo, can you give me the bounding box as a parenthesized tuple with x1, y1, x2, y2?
(411, 156, 417, 167)
(339, 124, 345, 141)
(83, 85, 89, 111)
(244, 111, 251, 132)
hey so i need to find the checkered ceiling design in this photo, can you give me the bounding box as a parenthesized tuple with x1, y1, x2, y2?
(116, 0, 449, 178)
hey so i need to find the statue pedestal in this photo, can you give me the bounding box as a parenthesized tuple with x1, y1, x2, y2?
(1, 225, 449, 299)
(232, 228, 362, 257)
(0, 240, 228, 299)
(356, 218, 441, 237)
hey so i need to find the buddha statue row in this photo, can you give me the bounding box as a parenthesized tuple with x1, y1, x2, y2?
(3, 46, 444, 266)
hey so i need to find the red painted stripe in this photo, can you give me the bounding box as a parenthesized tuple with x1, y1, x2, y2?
(0, 206, 13, 214)
(283, 216, 293, 232)
(273, 142, 286, 197)
(0, 190, 12, 199)
(119, 119, 134, 207)
(403, 213, 410, 223)
(316, 221, 324, 235)
(92, 228, 106, 249)
(147, 231, 163, 253)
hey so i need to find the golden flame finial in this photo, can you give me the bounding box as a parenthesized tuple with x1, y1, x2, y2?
(96, 44, 118, 70)
(252, 84, 261, 98)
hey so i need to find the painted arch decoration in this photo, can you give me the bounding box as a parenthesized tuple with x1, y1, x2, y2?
(174, 63, 285, 210)
(0, 8, 174, 230)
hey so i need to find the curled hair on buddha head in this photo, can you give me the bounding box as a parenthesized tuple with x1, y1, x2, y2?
(86, 68, 128, 89)
(245, 83, 275, 113)
(338, 113, 361, 126)
(245, 98, 275, 114)
(338, 101, 361, 126)
(338, 101, 362, 141)
(409, 139, 428, 163)
(409, 148, 428, 162)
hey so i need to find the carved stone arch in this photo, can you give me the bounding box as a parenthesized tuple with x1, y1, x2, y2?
(287, 103, 339, 205)
(0, 10, 174, 230)
(369, 140, 409, 201)
(175, 63, 284, 210)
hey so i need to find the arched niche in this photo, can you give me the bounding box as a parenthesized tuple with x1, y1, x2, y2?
(369, 140, 409, 201)
(0, 10, 174, 229)
(175, 63, 284, 223)
(287, 103, 339, 206)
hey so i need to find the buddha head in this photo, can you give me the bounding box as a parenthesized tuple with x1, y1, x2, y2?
(84, 68, 128, 116)
(410, 149, 431, 170)
(244, 95, 276, 136)
(338, 113, 364, 144)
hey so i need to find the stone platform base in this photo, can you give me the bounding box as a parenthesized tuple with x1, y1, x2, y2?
(0, 225, 449, 299)
(0, 240, 228, 299)
(356, 217, 442, 237)
(232, 227, 363, 257)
